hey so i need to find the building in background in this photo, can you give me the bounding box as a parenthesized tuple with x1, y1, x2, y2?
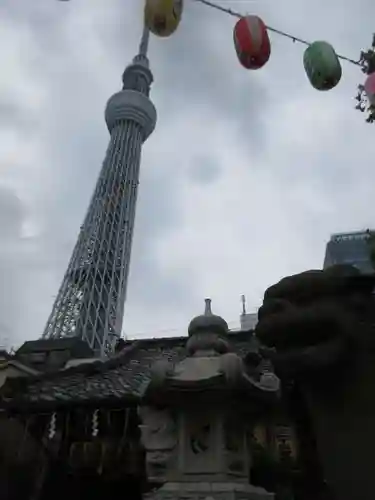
(240, 294, 258, 330)
(240, 312, 258, 331)
(42, 28, 156, 357)
(323, 229, 375, 274)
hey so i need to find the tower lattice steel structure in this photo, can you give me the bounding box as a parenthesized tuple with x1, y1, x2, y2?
(42, 26, 156, 356)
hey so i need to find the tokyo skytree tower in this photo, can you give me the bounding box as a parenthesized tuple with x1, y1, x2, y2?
(42, 24, 157, 356)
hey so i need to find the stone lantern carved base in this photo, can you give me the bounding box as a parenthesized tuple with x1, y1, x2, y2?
(146, 481, 274, 500)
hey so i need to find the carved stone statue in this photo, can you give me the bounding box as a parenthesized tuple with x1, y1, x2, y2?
(255, 264, 375, 500)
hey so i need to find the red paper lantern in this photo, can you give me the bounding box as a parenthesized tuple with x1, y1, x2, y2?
(233, 16, 271, 70)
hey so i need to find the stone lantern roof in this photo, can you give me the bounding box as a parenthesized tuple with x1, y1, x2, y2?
(137, 299, 280, 404)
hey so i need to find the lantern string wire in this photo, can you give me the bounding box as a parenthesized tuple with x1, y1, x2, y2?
(191, 0, 362, 67)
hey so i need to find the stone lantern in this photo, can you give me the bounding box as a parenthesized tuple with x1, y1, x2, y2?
(138, 299, 280, 500)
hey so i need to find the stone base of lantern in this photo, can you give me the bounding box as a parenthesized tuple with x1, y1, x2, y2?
(146, 481, 274, 500)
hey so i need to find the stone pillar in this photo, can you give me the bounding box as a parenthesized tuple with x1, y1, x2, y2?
(139, 404, 273, 500)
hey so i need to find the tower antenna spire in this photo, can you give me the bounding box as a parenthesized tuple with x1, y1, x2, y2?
(138, 24, 150, 58)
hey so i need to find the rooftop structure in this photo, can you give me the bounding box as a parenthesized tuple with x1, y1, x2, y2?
(323, 229, 375, 274)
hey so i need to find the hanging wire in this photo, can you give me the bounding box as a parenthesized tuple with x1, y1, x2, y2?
(191, 0, 362, 67)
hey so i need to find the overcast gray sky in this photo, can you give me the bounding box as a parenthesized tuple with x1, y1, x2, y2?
(1, 0, 375, 348)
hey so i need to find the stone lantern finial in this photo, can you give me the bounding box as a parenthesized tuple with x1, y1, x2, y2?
(204, 298, 212, 315)
(186, 298, 229, 355)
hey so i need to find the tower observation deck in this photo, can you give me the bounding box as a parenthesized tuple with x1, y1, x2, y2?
(42, 27, 157, 356)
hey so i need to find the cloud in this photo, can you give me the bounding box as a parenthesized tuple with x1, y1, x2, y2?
(0, 0, 374, 347)
(187, 157, 221, 185)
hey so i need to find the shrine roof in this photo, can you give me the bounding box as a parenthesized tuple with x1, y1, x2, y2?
(1, 330, 258, 411)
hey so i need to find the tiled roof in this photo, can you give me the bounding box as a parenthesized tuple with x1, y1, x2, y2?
(1, 331, 257, 410)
